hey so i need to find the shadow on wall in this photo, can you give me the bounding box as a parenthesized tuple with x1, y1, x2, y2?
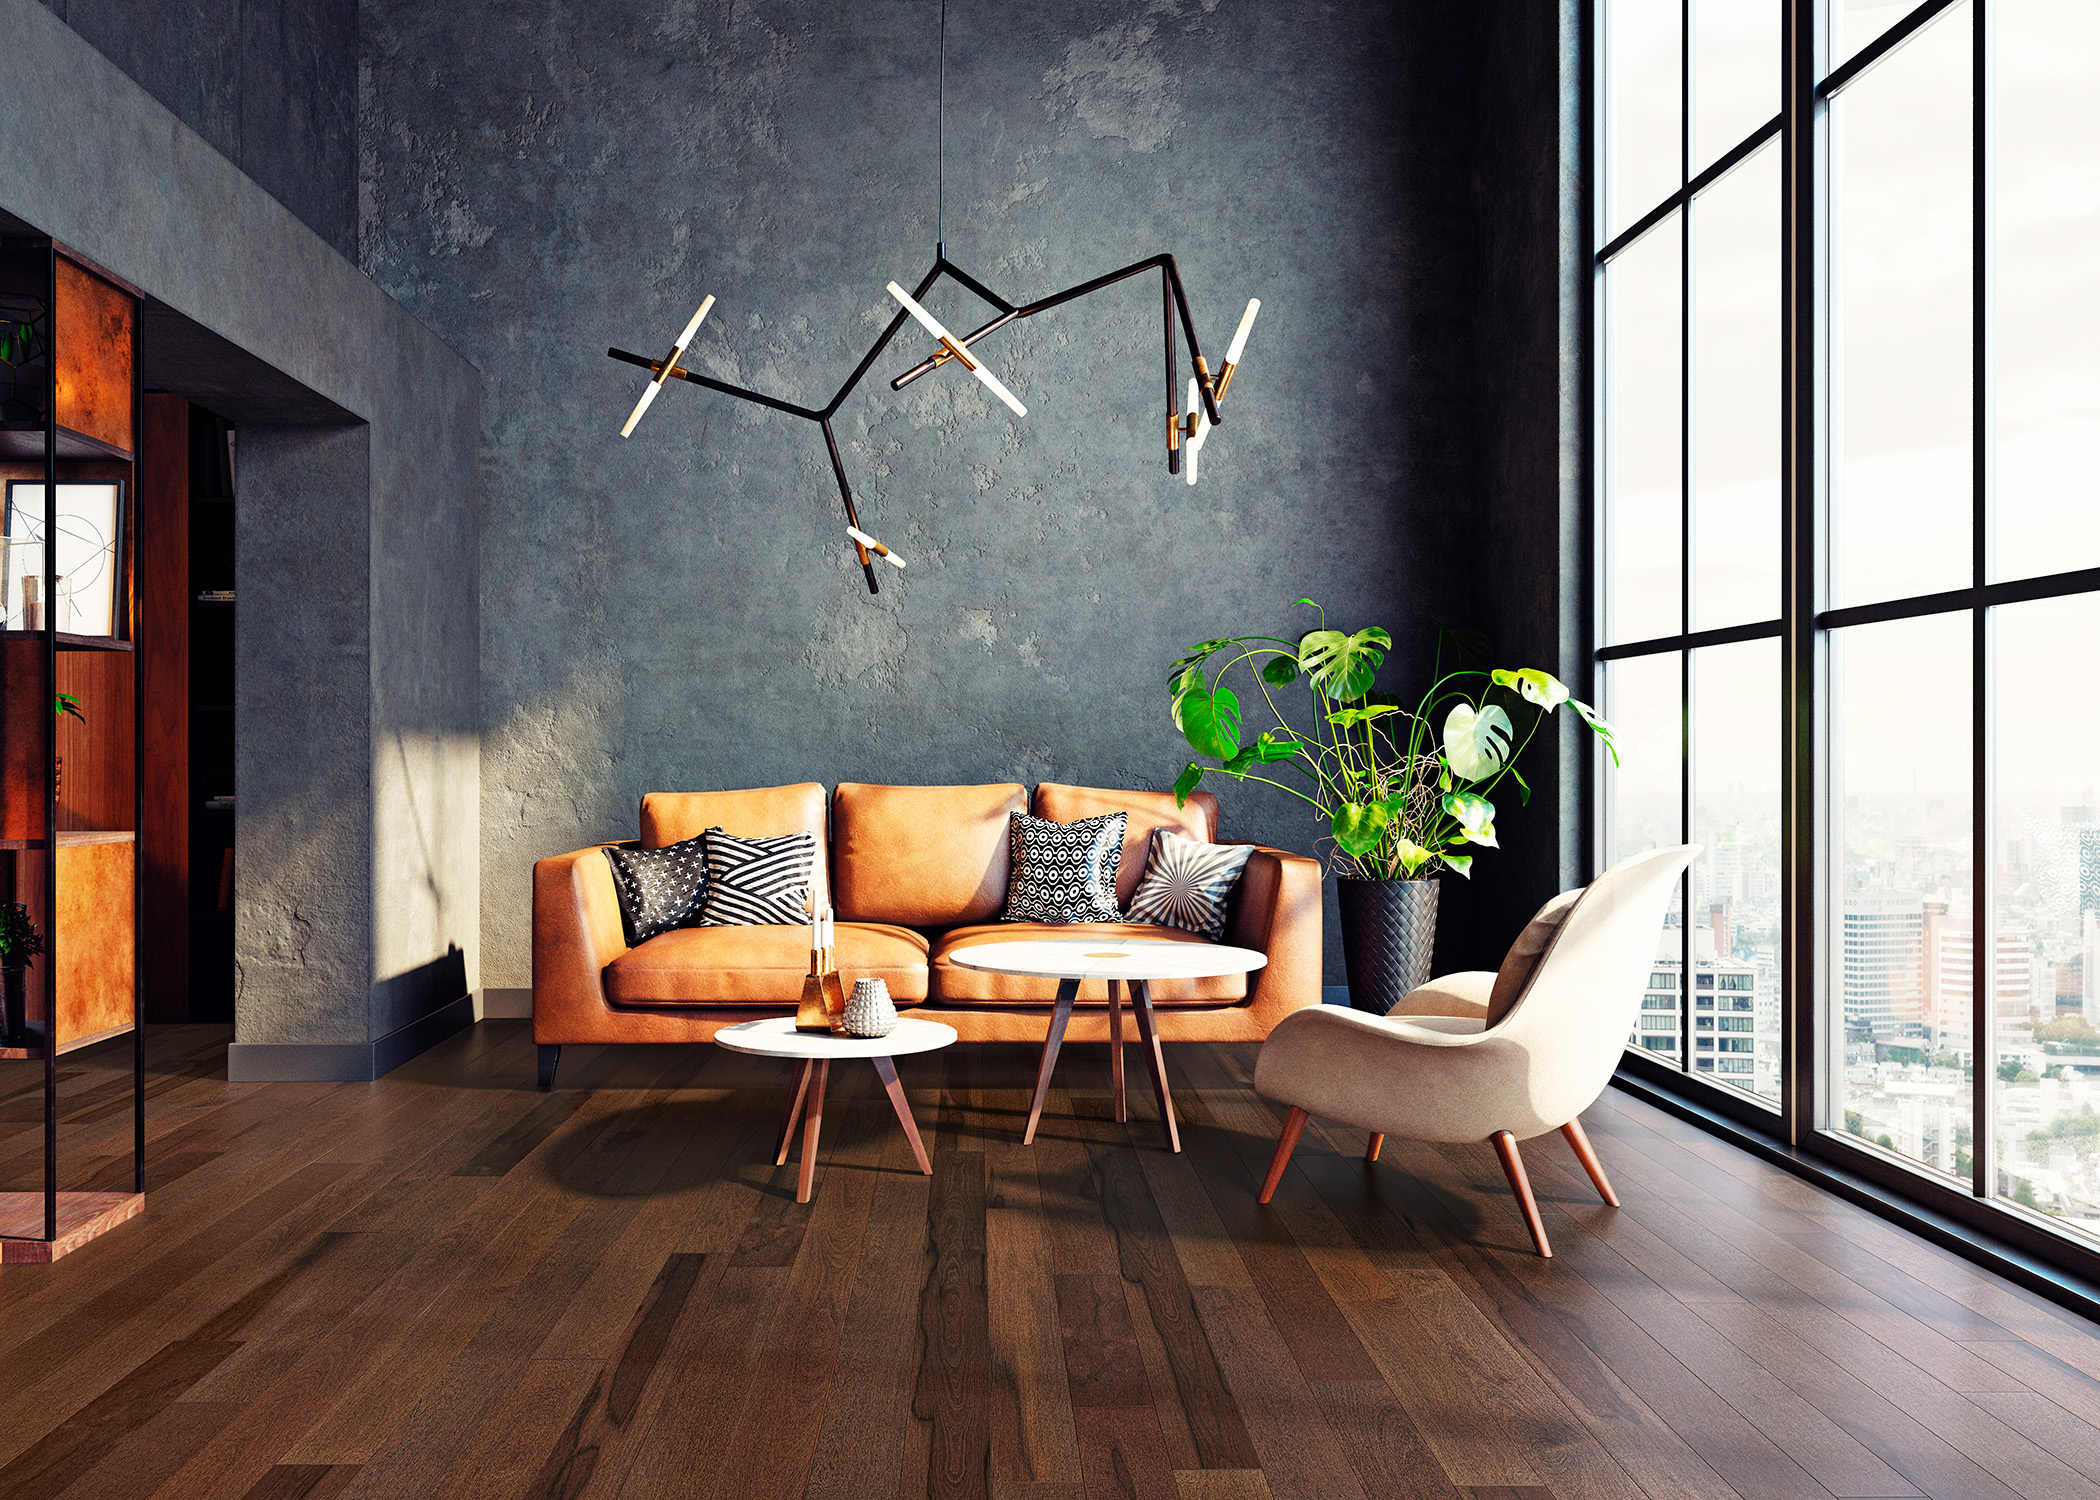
(372, 943, 468, 1028)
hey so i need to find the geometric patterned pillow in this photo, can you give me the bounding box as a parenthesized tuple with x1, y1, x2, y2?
(999, 810, 1127, 925)
(604, 830, 717, 945)
(1123, 827, 1253, 940)
(698, 828, 818, 926)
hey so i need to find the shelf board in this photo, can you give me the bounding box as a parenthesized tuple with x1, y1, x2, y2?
(0, 1191, 144, 1262)
(0, 423, 134, 463)
(1, 630, 134, 652)
(0, 830, 137, 851)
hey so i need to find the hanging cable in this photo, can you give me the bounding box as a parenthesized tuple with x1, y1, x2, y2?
(938, 0, 946, 256)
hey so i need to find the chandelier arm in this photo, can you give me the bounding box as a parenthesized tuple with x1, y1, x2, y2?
(1156, 256, 1223, 426)
(889, 308, 1019, 391)
(821, 417, 881, 595)
(607, 347, 825, 421)
(1163, 266, 1180, 476)
(935, 257, 1017, 316)
(817, 259, 951, 420)
(1012, 253, 1170, 319)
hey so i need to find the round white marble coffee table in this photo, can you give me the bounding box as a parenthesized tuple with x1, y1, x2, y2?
(945, 939, 1268, 1152)
(714, 1016, 957, 1203)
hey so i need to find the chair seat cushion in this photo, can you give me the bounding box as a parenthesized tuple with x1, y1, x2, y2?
(605, 922, 930, 1005)
(931, 923, 1247, 1005)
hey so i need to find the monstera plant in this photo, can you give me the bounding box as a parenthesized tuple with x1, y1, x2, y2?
(1167, 601, 1620, 1010)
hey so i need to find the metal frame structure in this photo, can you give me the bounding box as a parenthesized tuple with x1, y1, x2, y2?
(1597, 0, 2100, 1291)
(607, 247, 1238, 594)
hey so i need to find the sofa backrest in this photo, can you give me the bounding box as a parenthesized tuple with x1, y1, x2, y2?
(641, 783, 830, 911)
(1033, 783, 1220, 907)
(831, 782, 1025, 927)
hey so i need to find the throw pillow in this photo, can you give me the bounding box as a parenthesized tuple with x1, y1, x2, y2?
(1123, 828, 1254, 941)
(1485, 888, 1584, 1026)
(700, 828, 819, 926)
(604, 831, 716, 946)
(1000, 810, 1127, 925)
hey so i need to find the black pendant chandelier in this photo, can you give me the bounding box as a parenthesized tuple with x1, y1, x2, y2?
(607, 3, 1260, 595)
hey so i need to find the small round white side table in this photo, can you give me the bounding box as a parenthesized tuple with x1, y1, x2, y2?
(945, 939, 1268, 1152)
(714, 1016, 957, 1203)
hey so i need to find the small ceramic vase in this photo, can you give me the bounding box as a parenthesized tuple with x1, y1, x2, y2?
(842, 977, 899, 1038)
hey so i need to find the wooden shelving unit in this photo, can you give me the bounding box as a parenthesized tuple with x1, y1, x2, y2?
(0, 234, 147, 1262)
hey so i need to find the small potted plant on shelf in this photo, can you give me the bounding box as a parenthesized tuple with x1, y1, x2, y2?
(1166, 599, 1619, 1012)
(0, 900, 45, 1046)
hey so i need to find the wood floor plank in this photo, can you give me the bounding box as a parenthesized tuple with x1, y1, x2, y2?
(1190, 1283, 1370, 1500)
(984, 1135, 1085, 1488)
(913, 1146, 993, 1500)
(1310, 1381, 1464, 1500)
(1072, 1405, 1180, 1500)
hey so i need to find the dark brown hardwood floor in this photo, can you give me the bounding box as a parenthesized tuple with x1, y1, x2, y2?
(6, 1022, 2100, 1499)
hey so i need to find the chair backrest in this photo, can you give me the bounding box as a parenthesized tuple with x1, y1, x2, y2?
(1494, 844, 1699, 1128)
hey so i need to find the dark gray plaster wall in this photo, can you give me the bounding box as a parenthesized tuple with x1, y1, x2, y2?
(33, 0, 358, 257)
(0, 0, 479, 1068)
(359, 0, 1498, 988)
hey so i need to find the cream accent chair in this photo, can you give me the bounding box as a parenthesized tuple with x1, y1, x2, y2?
(1250, 844, 1699, 1257)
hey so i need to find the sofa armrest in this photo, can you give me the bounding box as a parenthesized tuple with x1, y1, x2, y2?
(533, 844, 628, 1040)
(1225, 844, 1325, 1035)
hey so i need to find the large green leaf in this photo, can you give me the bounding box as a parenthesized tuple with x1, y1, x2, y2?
(1166, 639, 1237, 695)
(1441, 791, 1494, 833)
(1326, 704, 1402, 730)
(1260, 655, 1301, 686)
(1222, 733, 1305, 775)
(1441, 853, 1474, 879)
(1491, 667, 1570, 711)
(1393, 837, 1435, 877)
(1571, 698, 1621, 767)
(1443, 702, 1514, 781)
(1331, 802, 1391, 856)
(1172, 761, 1205, 807)
(1173, 682, 1243, 760)
(1297, 626, 1391, 701)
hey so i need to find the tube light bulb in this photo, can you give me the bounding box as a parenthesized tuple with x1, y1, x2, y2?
(885, 281, 1028, 417)
(1224, 298, 1260, 365)
(1184, 376, 1210, 486)
(619, 379, 663, 438)
(674, 295, 716, 352)
(619, 295, 717, 437)
(847, 525, 907, 568)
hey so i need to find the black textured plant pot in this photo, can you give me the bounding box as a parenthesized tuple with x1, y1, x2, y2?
(1336, 878, 1440, 1015)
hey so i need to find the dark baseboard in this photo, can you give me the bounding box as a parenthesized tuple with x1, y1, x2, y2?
(227, 993, 476, 1082)
(1611, 1065, 2100, 1328)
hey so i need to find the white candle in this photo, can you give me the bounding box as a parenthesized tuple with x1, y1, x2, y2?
(886, 282, 1028, 417)
(1224, 298, 1260, 364)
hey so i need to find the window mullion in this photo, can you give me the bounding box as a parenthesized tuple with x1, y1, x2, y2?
(1969, 0, 1993, 1200)
(1680, 0, 1694, 1075)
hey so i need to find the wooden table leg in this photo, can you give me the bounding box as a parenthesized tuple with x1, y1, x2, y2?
(874, 1055, 932, 1175)
(1128, 980, 1180, 1153)
(1023, 978, 1079, 1145)
(1109, 979, 1127, 1123)
(775, 1059, 813, 1167)
(796, 1059, 830, 1204)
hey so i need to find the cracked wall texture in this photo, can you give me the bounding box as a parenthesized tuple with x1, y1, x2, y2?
(359, 0, 1504, 987)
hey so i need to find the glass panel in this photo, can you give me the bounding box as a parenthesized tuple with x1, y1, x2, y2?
(1693, 0, 1780, 174)
(1992, 2, 2100, 582)
(1835, 0, 1951, 69)
(1992, 594, 2100, 1234)
(1608, 0, 1684, 239)
(1832, 6, 1972, 607)
(1692, 639, 1782, 1104)
(1829, 612, 1973, 1180)
(1691, 141, 1782, 631)
(1611, 652, 1686, 1066)
(1606, 215, 1683, 646)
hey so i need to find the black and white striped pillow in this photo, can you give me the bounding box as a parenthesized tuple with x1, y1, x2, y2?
(1124, 828, 1253, 941)
(1000, 810, 1127, 925)
(699, 828, 817, 926)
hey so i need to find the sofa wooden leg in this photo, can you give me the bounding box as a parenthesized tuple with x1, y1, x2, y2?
(1491, 1130, 1553, 1257)
(536, 1045, 560, 1090)
(1365, 1132, 1383, 1163)
(775, 1060, 813, 1167)
(1023, 979, 1079, 1145)
(1562, 1117, 1620, 1207)
(1258, 1106, 1308, 1204)
(797, 1059, 830, 1205)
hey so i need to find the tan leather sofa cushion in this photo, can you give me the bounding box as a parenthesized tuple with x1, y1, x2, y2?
(642, 784, 830, 910)
(605, 921, 929, 1006)
(932, 923, 1248, 1005)
(1486, 889, 1583, 1026)
(1033, 783, 1220, 907)
(832, 782, 1026, 927)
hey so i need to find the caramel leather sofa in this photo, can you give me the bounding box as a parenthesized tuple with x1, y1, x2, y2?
(532, 782, 1322, 1082)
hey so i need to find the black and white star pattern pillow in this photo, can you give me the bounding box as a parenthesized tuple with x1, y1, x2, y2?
(700, 828, 818, 926)
(1123, 828, 1254, 941)
(1000, 810, 1127, 925)
(604, 829, 718, 945)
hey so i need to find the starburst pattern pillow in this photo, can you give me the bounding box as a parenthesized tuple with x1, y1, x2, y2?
(1123, 828, 1254, 940)
(1000, 811, 1127, 925)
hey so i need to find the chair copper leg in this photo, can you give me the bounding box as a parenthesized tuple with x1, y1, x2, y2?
(1561, 1117, 1620, 1207)
(1491, 1130, 1553, 1257)
(775, 1059, 813, 1167)
(1108, 979, 1127, 1123)
(1365, 1132, 1383, 1163)
(1258, 1106, 1308, 1204)
(1023, 978, 1079, 1145)
(796, 1059, 830, 1204)
(874, 1054, 932, 1176)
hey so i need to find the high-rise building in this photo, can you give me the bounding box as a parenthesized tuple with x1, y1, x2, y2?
(1627, 953, 1774, 1096)
(1844, 899, 1925, 1037)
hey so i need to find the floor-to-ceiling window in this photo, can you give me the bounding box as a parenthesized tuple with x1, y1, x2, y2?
(1598, 0, 2100, 1262)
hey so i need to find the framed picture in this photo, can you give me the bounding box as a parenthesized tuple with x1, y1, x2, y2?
(2, 481, 125, 636)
